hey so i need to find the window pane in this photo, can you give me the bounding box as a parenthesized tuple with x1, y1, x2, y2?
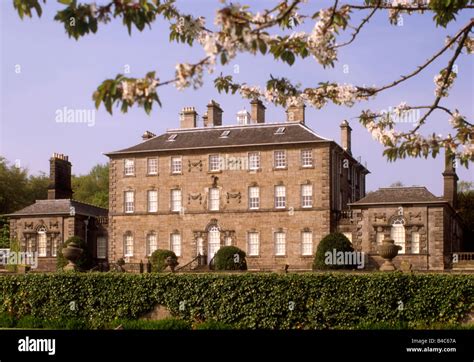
(391, 225, 405, 254)
(38, 232, 47, 257)
(124, 159, 135, 175)
(274, 151, 286, 168)
(147, 158, 158, 175)
(148, 190, 158, 212)
(124, 234, 133, 257)
(275, 232, 286, 256)
(301, 150, 313, 167)
(249, 186, 260, 209)
(147, 233, 158, 256)
(248, 232, 259, 256)
(209, 188, 220, 211)
(196, 237, 204, 255)
(411, 232, 420, 254)
(275, 186, 286, 208)
(301, 184, 313, 207)
(171, 157, 182, 173)
(97, 237, 107, 259)
(171, 189, 182, 212)
(171, 234, 181, 257)
(301, 232, 313, 256)
(248, 153, 260, 170)
(209, 155, 221, 171)
(125, 191, 134, 213)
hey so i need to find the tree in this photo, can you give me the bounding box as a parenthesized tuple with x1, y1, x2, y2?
(390, 181, 405, 187)
(72, 164, 109, 208)
(12, 0, 474, 167)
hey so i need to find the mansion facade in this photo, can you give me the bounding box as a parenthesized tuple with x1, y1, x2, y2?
(105, 100, 368, 271)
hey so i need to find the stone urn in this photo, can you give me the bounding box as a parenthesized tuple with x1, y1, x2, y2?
(62, 242, 83, 271)
(378, 238, 401, 271)
(165, 256, 179, 272)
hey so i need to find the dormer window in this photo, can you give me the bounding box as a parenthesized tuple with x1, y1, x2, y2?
(167, 134, 177, 141)
(220, 130, 231, 138)
(275, 127, 286, 135)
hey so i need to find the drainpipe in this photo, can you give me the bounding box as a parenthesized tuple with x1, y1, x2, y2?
(84, 217, 90, 244)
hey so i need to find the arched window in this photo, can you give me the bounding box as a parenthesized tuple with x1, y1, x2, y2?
(124, 232, 134, 257)
(146, 232, 158, 257)
(390, 217, 405, 254)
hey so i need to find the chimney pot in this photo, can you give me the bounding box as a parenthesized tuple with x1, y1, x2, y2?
(142, 130, 156, 141)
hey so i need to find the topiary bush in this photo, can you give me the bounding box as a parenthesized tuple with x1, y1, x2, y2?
(213, 246, 247, 271)
(313, 233, 354, 270)
(150, 249, 178, 272)
(56, 236, 92, 271)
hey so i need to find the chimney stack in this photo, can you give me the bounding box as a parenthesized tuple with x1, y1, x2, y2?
(250, 99, 265, 123)
(340, 120, 352, 155)
(142, 130, 156, 141)
(443, 149, 458, 209)
(48, 153, 73, 200)
(204, 100, 223, 127)
(286, 102, 305, 124)
(180, 107, 198, 128)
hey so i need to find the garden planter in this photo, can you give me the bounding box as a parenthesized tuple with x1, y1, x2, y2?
(62, 244, 83, 271)
(378, 238, 401, 271)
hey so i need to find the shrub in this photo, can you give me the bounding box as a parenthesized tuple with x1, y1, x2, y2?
(313, 233, 354, 270)
(195, 320, 235, 330)
(17, 315, 44, 329)
(6, 238, 21, 273)
(150, 249, 178, 272)
(56, 236, 92, 271)
(0, 273, 472, 329)
(213, 246, 247, 271)
(0, 313, 16, 328)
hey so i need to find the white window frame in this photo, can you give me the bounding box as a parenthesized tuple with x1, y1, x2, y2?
(274, 232, 286, 256)
(147, 158, 158, 175)
(209, 188, 220, 211)
(301, 231, 313, 256)
(147, 190, 158, 212)
(124, 233, 134, 257)
(171, 156, 182, 174)
(274, 185, 286, 209)
(171, 189, 182, 212)
(274, 150, 287, 169)
(209, 154, 221, 172)
(124, 159, 135, 176)
(248, 186, 260, 210)
(124, 191, 135, 213)
(170, 233, 181, 257)
(97, 236, 107, 259)
(147, 232, 158, 257)
(38, 231, 47, 257)
(51, 237, 58, 257)
(247, 232, 260, 256)
(391, 219, 406, 254)
(301, 184, 313, 208)
(301, 149, 313, 167)
(411, 232, 420, 254)
(248, 152, 260, 171)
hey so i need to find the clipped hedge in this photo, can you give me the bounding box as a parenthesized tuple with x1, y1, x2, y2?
(0, 273, 472, 329)
(213, 246, 247, 271)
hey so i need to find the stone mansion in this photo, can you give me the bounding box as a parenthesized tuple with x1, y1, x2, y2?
(6, 99, 465, 271)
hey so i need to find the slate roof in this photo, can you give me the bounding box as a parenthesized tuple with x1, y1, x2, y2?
(350, 186, 443, 205)
(5, 199, 108, 217)
(105, 122, 331, 155)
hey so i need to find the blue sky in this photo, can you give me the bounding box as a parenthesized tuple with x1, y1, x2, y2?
(0, 0, 472, 194)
